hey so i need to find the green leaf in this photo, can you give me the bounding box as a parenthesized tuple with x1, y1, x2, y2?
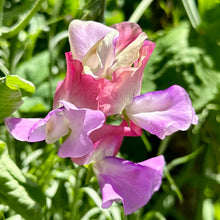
(142, 22, 220, 111)
(0, 78, 22, 122)
(16, 51, 50, 86)
(198, 0, 219, 17)
(19, 97, 50, 113)
(6, 74, 35, 96)
(0, 140, 45, 220)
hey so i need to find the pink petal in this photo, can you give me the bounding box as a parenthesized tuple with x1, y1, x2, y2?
(98, 41, 155, 116)
(57, 100, 105, 158)
(112, 22, 144, 55)
(71, 121, 142, 165)
(93, 155, 165, 215)
(125, 85, 198, 139)
(69, 20, 116, 61)
(53, 52, 107, 110)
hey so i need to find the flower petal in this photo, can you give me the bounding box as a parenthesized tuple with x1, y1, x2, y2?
(112, 22, 144, 55)
(46, 108, 69, 144)
(82, 30, 119, 79)
(110, 32, 147, 73)
(125, 85, 198, 139)
(4, 117, 45, 142)
(53, 52, 107, 110)
(69, 20, 116, 61)
(71, 121, 142, 165)
(57, 100, 105, 158)
(4, 108, 67, 142)
(93, 155, 165, 215)
(98, 41, 155, 115)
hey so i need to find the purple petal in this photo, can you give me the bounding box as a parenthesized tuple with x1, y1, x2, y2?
(4, 109, 65, 142)
(93, 156, 165, 215)
(57, 100, 105, 158)
(46, 108, 69, 144)
(4, 117, 45, 142)
(125, 85, 198, 139)
(69, 20, 116, 61)
(71, 121, 142, 165)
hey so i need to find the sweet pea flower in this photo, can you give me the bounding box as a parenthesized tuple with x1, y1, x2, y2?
(93, 155, 165, 215)
(67, 20, 155, 115)
(54, 52, 198, 140)
(4, 100, 105, 158)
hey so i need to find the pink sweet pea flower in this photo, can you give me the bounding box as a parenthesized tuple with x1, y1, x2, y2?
(67, 20, 155, 115)
(93, 155, 165, 215)
(69, 20, 153, 80)
(54, 52, 198, 140)
(4, 100, 105, 158)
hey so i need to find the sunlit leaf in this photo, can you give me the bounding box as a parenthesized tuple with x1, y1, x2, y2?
(0, 78, 22, 122)
(6, 74, 35, 96)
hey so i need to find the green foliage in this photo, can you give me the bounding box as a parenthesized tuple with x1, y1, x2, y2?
(0, 141, 45, 220)
(0, 78, 22, 122)
(0, 74, 35, 121)
(142, 22, 220, 111)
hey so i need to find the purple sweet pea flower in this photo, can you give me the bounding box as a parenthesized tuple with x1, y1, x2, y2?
(125, 85, 198, 139)
(4, 100, 105, 158)
(93, 155, 165, 215)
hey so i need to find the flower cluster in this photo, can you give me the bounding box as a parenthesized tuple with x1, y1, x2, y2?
(4, 20, 198, 215)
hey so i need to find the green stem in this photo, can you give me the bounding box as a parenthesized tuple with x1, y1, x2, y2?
(181, 0, 201, 29)
(157, 135, 171, 156)
(0, 0, 44, 39)
(166, 147, 203, 172)
(163, 166, 184, 203)
(99, 0, 106, 23)
(129, 0, 154, 23)
(48, 0, 63, 106)
(141, 131, 152, 152)
(0, 0, 5, 28)
(71, 166, 84, 219)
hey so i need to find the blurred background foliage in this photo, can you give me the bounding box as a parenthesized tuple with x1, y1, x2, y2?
(0, 0, 220, 219)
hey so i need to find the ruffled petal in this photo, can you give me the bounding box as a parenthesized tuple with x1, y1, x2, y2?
(71, 121, 142, 165)
(112, 22, 144, 55)
(69, 20, 116, 61)
(57, 100, 105, 158)
(125, 85, 198, 139)
(98, 41, 155, 116)
(82, 30, 119, 78)
(93, 155, 165, 215)
(110, 32, 147, 73)
(53, 52, 107, 110)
